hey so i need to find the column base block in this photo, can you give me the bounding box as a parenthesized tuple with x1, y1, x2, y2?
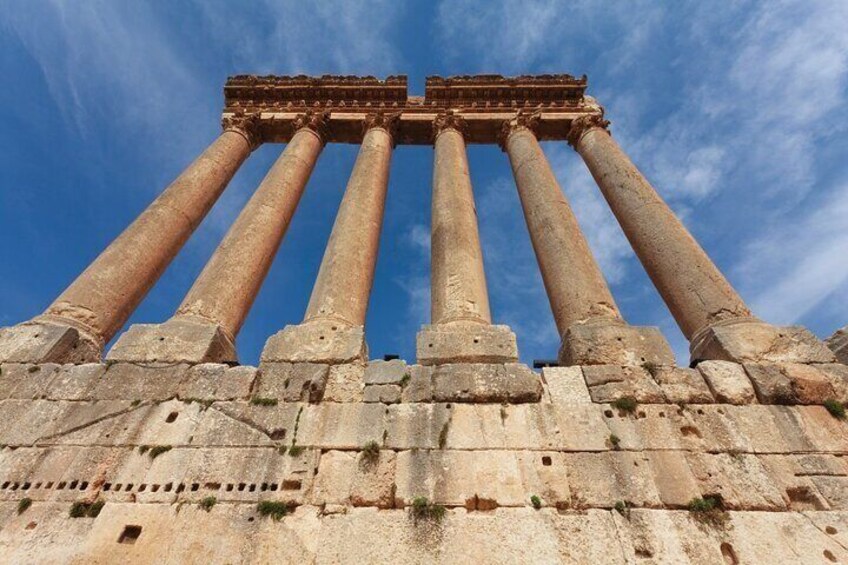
(0, 320, 101, 364)
(416, 323, 519, 365)
(690, 318, 836, 365)
(558, 320, 675, 367)
(826, 326, 848, 365)
(261, 319, 367, 364)
(105, 318, 237, 365)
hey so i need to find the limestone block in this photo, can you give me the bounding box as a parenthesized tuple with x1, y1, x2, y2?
(542, 366, 591, 404)
(0, 400, 69, 446)
(795, 406, 848, 452)
(400, 364, 432, 402)
(105, 319, 236, 364)
(311, 449, 396, 508)
(759, 454, 833, 510)
(558, 321, 674, 367)
(45, 363, 105, 400)
(648, 365, 713, 404)
(723, 510, 848, 563)
(0, 363, 61, 400)
(255, 362, 329, 403)
(295, 403, 387, 449)
(323, 363, 364, 402)
(431, 363, 542, 403)
(501, 404, 563, 450)
(384, 403, 452, 450)
(92, 362, 189, 401)
(364, 359, 407, 385)
(612, 509, 726, 563)
(691, 319, 836, 364)
(564, 452, 662, 508)
(0, 446, 81, 502)
(602, 404, 686, 451)
(99, 446, 194, 504)
(210, 401, 302, 444)
(583, 365, 664, 403)
(443, 404, 506, 449)
(810, 477, 848, 510)
(550, 404, 609, 451)
(515, 451, 571, 507)
(363, 384, 401, 403)
(0, 321, 100, 364)
(261, 320, 367, 364)
(0, 501, 101, 563)
(416, 323, 518, 365)
(697, 360, 756, 404)
(644, 451, 700, 508)
(176, 363, 256, 401)
(819, 363, 848, 403)
(684, 452, 786, 510)
(40, 400, 136, 445)
(767, 405, 818, 453)
(827, 325, 848, 364)
(744, 363, 797, 404)
(721, 405, 792, 453)
(781, 362, 836, 404)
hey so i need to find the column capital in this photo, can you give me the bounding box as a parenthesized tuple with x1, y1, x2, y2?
(497, 111, 541, 151)
(222, 112, 262, 150)
(566, 113, 610, 149)
(363, 111, 401, 145)
(432, 110, 468, 142)
(292, 110, 331, 144)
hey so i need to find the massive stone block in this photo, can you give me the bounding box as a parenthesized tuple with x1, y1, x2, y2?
(558, 320, 675, 367)
(0, 322, 100, 364)
(416, 323, 518, 365)
(261, 320, 367, 364)
(106, 319, 236, 365)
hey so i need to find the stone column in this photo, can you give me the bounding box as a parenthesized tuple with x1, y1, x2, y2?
(107, 112, 328, 364)
(416, 112, 518, 365)
(0, 114, 260, 364)
(261, 113, 397, 365)
(569, 114, 835, 364)
(501, 113, 673, 366)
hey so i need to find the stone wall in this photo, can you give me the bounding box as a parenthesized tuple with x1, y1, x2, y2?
(1, 358, 847, 563)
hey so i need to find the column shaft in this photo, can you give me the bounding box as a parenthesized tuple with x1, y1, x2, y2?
(504, 122, 621, 335)
(303, 124, 393, 326)
(570, 118, 751, 339)
(176, 126, 323, 338)
(42, 121, 257, 348)
(431, 126, 492, 325)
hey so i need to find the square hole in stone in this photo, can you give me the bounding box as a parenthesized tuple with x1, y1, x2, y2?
(118, 525, 142, 545)
(541, 456, 552, 466)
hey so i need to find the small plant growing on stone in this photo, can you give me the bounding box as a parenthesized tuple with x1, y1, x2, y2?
(361, 441, 380, 466)
(399, 374, 410, 387)
(69, 500, 103, 518)
(530, 495, 542, 510)
(148, 445, 172, 460)
(824, 399, 846, 420)
(199, 496, 217, 512)
(611, 396, 638, 415)
(138, 445, 150, 455)
(687, 495, 730, 529)
(17, 498, 32, 515)
(88, 500, 104, 518)
(410, 497, 446, 523)
(130, 399, 141, 407)
(288, 444, 305, 457)
(614, 500, 631, 518)
(257, 501, 290, 521)
(251, 397, 278, 407)
(608, 434, 621, 450)
(641, 361, 661, 376)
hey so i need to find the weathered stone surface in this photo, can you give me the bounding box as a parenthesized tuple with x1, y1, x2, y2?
(827, 325, 848, 364)
(255, 362, 329, 403)
(176, 363, 255, 401)
(364, 359, 407, 385)
(106, 318, 236, 364)
(697, 360, 756, 404)
(416, 323, 518, 365)
(559, 321, 675, 367)
(323, 363, 365, 402)
(400, 365, 432, 402)
(819, 363, 848, 403)
(0, 321, 100, 364)
(691, 319, 836, 364)
(45, 363, 105, 400)
(583, 365, 664, 403)
(744, 363, 796, 404)
(781, 363, 836, 404)
(311, 449, 395, 508)
(431, 363, 542, 403)
(542, 366, 591, 404)
(92, 362, 189, 401)
(685, 452, 786, 510)
(648, 365, 714, 404)
(0, 363, 62, 400)
(363, 384, 401, 403)
(565, 451, 662, 508)
(261, 319, 366, 364)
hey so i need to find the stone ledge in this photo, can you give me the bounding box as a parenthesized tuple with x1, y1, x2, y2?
(416, 323, 518, 365)
(261, 320, 366, 364)
(0, 321, 100, 364)
(431, 363, 542, 403)
(106, 319, 237, 365)
(558, 320, 675, 367)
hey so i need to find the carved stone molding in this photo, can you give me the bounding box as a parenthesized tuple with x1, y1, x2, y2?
(363, 112, 401, 143)
(566, 114, 611, 148)
(497, 111, 541, 151)
(292, 110, 331, 143)
(432, 111, 468, 141)
(221, 112, 262, 149)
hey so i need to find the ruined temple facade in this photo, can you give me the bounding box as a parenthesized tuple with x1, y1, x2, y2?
(0, 75, 847, 563)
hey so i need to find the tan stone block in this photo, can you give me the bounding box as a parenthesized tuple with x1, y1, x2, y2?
(42, 400, 138, 446)
(828, 326, 848, 364)
(515, 451, 571, 507)
(795, 405, 848, 452)
(45, 363, 104, 401)
(443, 404, 506, 449)
(0, 363, 61, 400)
(255, 362, 329, 403)
(691, 320, 836, 364)
(400, 364, 432, 402)
(296, 403, 386, 449)
(612, 509, 726, 563)
(564, 451, 662, 508)
(431, 362, 542, 403)
(722, 405, 791, 453)
(583, 365, 664, 403)
(92, 362, 189, 401)
(364, 359, 407, 385)
(744, 363, 797, 404)
(323, 362, 365, 402)
(176, 363, 255, 401)
(558, 321, 674, 367)
(684, 452, 786, 510)
(501, 403, 563, 450)
(781, 362, 836, 404)
(603, 404, 686, 451)
(542, 366, 591, 404)
(697, 360, 756, 404)
(759, 454, 830, 510)
(363, 384, 401, 403)
(551, 403, 609, 451)
(0, 400, 68, 446)
(261, 320, 366, 364)
(311, 449, 395, 508)
(0, 321, 99, 364)
(210, 401, 301, 445)
(644, 451, 701, 508)
(820, 363, 848, 403)
(384, 403, 452, 450)
(728, 510, 848, 563)
(675, 405, 752, 453)
(648, 365, 713, 404)
(105, 319, 236, 364)
(416, 323, 518, 365)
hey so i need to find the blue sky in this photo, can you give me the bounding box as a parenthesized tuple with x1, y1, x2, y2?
(1, 1, 847, 366)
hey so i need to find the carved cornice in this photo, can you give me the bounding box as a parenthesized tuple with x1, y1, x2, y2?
(566, 114, 611, 149)
(497, 111, 541, 151)
(432, 111, 468, 141)
(221, 112, 261, 149)
(363, 112, 401, 143)
(292, 110, 330, 143)
(425, 74, 586, 109)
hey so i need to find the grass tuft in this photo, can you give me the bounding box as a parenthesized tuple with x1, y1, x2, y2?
(410, 497, 446, 522)
(687, 495, 730, 529)
(148, 445, 172, 460)
(17, 498, 32, 515)
(530, 495, 542, 510)
(824, 399, 846, 420)
(608, 434, 621, 450)
(69, 500, 104, 518)
(199, 496, 217, 512)
(361, 440, 381, 466)
(257, 501, 291, 521)
(288, 444, 305, 457)
(611, 396, 638, 415)
(251, 397, 278, 407)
